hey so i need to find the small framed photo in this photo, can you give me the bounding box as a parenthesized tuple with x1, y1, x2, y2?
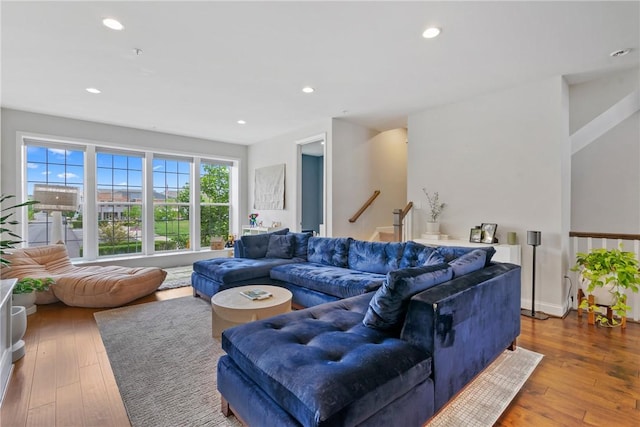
(481, 223, 498, 244)
(469, 227, 482, 243)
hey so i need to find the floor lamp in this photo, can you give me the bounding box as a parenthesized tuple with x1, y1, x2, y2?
(33, 184, 79, 245)
(521, 230, 549, 320)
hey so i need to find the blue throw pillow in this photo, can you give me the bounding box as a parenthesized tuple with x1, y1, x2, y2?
(436, 246, 496, 266)
(240, 228, 289, 259)
(265, 234, 295, 259)
(449, 249, 487, 277)
(363, 264, 453, 330)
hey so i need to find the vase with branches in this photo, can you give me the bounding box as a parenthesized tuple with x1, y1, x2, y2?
(422, 188, 445, 234)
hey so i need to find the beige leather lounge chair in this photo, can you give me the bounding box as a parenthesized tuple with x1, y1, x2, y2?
(2, 244, 167, 308)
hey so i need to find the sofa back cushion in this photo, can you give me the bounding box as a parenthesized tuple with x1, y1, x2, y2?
(307, 237, 352, 268)
(265, 234, 295, 259)
(363, 263, 453, 330)
(288, 231, 313, 260)
(240, 228, 289, 259)
(399, 241, 445, 268)
(449, 249, 487, 277)
(347, 240, 405, 274)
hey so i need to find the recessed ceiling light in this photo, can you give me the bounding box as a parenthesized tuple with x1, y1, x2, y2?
(86, 87, 101, 94)
(610, 48, 631, 57)
(302, 86, 315, 94)
(422, 27, 441, 39)
(102, 18, 124, 31)
(237, 120, 246, 125)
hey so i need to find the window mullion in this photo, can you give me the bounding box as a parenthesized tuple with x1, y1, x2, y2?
(192, 158, 201, 251)
(85, 145, 98, 260)
(144, 152, 155, 255)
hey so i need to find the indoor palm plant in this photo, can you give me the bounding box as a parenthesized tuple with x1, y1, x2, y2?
(1, 194, 39, 267)
(571, 245, 640, 327)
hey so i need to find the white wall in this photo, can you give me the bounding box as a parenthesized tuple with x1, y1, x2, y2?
(0, 108, 248, 267)
(407, 77, 570, 316)
(569, 68, 640, 234)
(331, 121, 407, 240)
(247, 121, 331, 232)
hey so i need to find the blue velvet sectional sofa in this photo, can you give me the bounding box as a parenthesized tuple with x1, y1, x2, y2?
(217, 249, 521, 426)
(195, 231, 522, 426)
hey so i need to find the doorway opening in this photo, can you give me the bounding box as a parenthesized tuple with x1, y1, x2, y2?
(296, 134, 326, 236)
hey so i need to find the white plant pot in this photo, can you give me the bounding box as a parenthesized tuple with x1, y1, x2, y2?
(580, 275, 617, 306)
(11, 305, 27, 362)
(425, 221, 440, 234)
(12, 291, 37, 315)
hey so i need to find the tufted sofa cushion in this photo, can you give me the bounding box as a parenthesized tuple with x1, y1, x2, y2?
(289, 231, 313, 260)
(363, 264, 453, 330)
(307, 237, 352, 268)
(399, 241, 445, 268)
(270, 263, 385, 299)
(193, 257, 301, 285)
(221, 293, 433, 426)
(347, 240, 405, 274)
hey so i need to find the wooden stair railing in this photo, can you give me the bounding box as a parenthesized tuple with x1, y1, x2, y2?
(569, 231, 640, 240)
(349, 190, 380, 223)
(393, 201, 414, 242)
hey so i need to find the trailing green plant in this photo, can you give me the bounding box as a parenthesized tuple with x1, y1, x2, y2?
(571, 245, 640, 327)
(1, 194, 39, 267)
(12, 277, 55, 294)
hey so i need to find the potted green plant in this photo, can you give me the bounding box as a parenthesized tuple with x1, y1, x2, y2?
(12, 277, 55, 315)
(1, 194, 39, 267)
(571, 245, 640, 327)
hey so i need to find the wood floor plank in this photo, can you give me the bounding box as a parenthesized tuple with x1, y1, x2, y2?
(2, 285, 638, 427)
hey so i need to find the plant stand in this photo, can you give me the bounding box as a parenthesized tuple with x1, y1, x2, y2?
(577, 288, 626, 329)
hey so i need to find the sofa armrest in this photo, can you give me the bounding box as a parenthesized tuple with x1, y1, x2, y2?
(400, 263, 521, 410)
(233, 240, 245, 258)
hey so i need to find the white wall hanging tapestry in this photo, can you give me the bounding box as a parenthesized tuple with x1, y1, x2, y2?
(254, 164, 285, 210)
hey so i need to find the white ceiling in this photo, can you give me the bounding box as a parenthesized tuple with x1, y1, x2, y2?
(2, 1, 638, 145)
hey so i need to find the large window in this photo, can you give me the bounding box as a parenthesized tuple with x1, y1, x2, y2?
(199, 163, 230, 246)
(96, 152, 144, 256)
(25, 144, 84, 258)
(22, 138, 236, 260)
(153, 158, 190, 251)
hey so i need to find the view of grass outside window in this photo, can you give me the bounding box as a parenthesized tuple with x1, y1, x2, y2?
(25, 144, 84, 258)
(97, 152, 144, 256)
(153, 158, 190, 251)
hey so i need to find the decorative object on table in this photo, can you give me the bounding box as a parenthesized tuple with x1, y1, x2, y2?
(521, 231, 548, 320)
(481, 223, 498, 244)
(469, 227, 483, 243)
(12, 277, 55, 315)
(1, 194, 39, 267)
(507, 232, 517, 245)
(210, 236, 225, 250)
(11, 305, 27, 362)
(239, 288, 273, 300)
(422, 188, 445, 235)
(254, 164, 285, 210)
(248, 213, 259, 227)
(225, 234, 235, 248)
(571, 244, 640, 328)
(32, 184, 79, 244)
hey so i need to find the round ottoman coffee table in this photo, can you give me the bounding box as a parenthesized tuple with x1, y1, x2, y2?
(211, 285, 292, 338)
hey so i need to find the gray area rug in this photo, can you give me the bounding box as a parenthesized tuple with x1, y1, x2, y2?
(95, 297, 240, 427)
(158, 265, 193, 290)
(96, 297, 542, 427)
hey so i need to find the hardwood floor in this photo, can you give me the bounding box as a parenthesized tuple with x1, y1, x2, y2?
(1, 288, 639, 426)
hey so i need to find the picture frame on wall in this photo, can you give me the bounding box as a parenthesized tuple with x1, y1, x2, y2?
(469, 227, 482, 243)
(481, 223, 498, 244)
